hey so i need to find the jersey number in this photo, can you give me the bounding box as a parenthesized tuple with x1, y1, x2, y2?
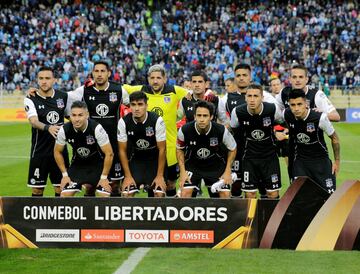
(232, 161, 240, 171)
(34, 168, 40, 179)
(243, 171, 249, 183)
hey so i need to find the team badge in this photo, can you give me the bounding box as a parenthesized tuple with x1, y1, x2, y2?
(164, 96, 171, 103)
(306, 123, 315, 133)
(263, 117, 271, 127)
(210, 137, 218, 146)
(86, 135, 95, 145)
(271, 174, 279, 183)
(56, 98, 65, 109)
(109, 92, 118, 103)
(145, 126, 154, 137)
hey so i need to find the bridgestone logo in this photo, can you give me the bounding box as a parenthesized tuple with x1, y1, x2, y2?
(36, 229, 79, 242)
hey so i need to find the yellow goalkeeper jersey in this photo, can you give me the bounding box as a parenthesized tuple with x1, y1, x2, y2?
(124, 84, 188, 166)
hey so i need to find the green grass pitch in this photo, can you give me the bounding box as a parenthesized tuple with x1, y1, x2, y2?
(0, 122, 359, 273)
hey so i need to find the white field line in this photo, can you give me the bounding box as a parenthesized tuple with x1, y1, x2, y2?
(113, 247, 151, 274)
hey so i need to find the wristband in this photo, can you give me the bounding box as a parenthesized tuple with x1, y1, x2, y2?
(100, 175, 108, 180)
(62, 172, 68, 177)
(44, 124, 50, 131)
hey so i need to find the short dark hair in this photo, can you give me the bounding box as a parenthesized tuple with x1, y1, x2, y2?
(288, 89, 306, 100)
(93, 60, 111, 71)
(291, 64, 308, 75)
(191, 70, 208, 82)
(269, 77, 280, 85)
(234, 63, 251, 72)
(38, 66, 54, 74)
(129, 91, 148, 103)
(71, 100, 88, 110)
(194, 100, 214, 116)
(246, 83, 263, 95)
(225, 77, 235, 82)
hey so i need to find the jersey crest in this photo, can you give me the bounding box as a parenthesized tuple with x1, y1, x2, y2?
(109, 92, 118, 103)
(306, 123, 315, 133)
(145, 126, 154, 137)
(56, 98, 65, 109)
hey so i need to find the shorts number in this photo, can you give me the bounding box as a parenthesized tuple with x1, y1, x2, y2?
(232, 161, 240, 171)
(244, 171, 249, 183)
(186, 171, 193, 180)
(34, 168, 40, 178)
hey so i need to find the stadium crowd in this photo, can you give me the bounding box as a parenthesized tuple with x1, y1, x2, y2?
(0, 0, 359, 94)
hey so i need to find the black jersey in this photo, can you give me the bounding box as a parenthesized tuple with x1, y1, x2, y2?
(226, 92, 246, 114)
(177, 121, 236, 169)
(284, 109, 332, 159)
(232, 102, 277, 159)
(281, 86, 318, 109)
(119, 112, 164, 160)
(83, 81, 123, 144)
(181, 94, 219, 122)
(24, 91, 68, 157)
(60, 119, 106, 164)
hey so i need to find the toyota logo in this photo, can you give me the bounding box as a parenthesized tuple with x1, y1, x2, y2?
(197, 148, 210, 159)
(96, 104, 109, 116)
(297, 133, 311, 143)
(46, 111, 60, 124)
(136, 139, 150, 149)
(77, 147, 90, 157)
(251, 130, 265, 140)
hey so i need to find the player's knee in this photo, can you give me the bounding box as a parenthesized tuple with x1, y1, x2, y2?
(61, 191, 75, 197)
(32, 188, 44, 196)
(219, 191, 231, 198)
(267, 191, 280, 199)
(181, 188, 193, 198)
(245, 191, 256, 198)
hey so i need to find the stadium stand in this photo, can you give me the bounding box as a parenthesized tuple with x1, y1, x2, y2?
(0, 0, 358, 96)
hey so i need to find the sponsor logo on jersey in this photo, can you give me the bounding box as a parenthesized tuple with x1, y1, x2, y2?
(56, 98, 65, 109)
(251, 130, 265, 140)
(46, 111, 60, 124)
(164, 96, 171, 103)
(136, 139, 150, 149)
(187, 106, 193, 111)
(125, 229, 168, 243)
(230, 101, 237, 105)
(81, 229, 124, 243)
(197, 148, 211, 159)
(151, 107, 163, 117)
(209, 137, 218, 146)
(170, 230, 214, 243)
(263, 117, 271, 127)
(77, 147, 91, 157)
(306, 123, 315, 133)
(145, 126, 154, 137)
(296, 133, 311, 143)
(96, 104, 109, 116)
(86, 135, 95, 145)
(109, 92, 118, 103)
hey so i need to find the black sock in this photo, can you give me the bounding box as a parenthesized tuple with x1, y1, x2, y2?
(32, 193, 43, 197)
(55, 193, 60, 197)
(110, 192, 121, 197)
(166, 189, 176, 197)
(84, 193, 95, 197)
